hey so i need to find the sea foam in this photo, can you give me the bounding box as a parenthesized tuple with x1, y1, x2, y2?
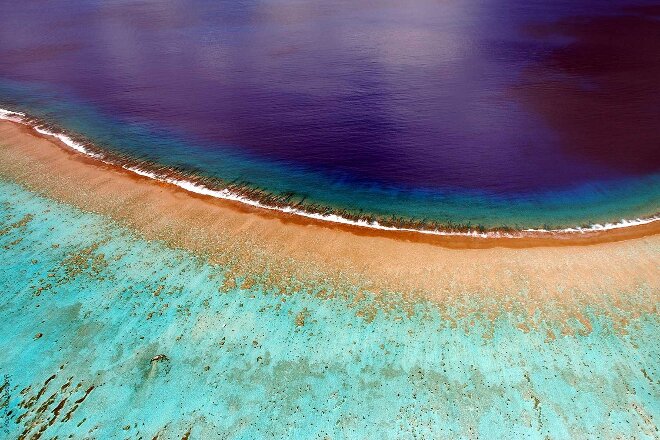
(1, 107, 658, 238)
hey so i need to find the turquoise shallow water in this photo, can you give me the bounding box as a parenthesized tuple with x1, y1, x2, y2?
(0, 179, 658, 438)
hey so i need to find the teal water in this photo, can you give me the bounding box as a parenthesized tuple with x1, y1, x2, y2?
(1, 80, 659, 231)
(0, 179, 658, 438)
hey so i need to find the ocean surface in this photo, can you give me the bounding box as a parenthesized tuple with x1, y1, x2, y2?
(0, 180, 658, 438)
(0, 0, 659, 229)
(0, 2, 659, 438)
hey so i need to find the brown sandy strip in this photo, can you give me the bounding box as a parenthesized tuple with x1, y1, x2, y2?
(0, 120, 658, 326)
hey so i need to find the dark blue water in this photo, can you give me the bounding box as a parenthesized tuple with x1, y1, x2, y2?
(0, 0, 658, 228)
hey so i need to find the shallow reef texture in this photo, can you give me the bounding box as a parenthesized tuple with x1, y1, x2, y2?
(0, 178, 659, 439)
(0, 121, 659, 330)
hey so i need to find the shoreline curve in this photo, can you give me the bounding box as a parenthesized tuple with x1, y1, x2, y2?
(1, 115, 659, 315)
(1, 107, 658, 243)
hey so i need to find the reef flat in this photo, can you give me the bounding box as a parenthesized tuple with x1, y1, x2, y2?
(0, 121, 658, 438)
(0, 179, 658, 439)
(0, 121, 658, 316)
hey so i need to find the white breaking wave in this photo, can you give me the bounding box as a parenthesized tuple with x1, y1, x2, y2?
(0, 108, 24, 123)
(1, 107, 658, 238)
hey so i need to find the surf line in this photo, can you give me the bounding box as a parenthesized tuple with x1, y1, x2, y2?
(1, 107, 658, 238)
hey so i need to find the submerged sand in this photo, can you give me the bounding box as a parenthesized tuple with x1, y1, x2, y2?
(0, 120, 658, 328)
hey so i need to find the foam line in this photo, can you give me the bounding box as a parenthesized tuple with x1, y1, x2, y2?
(2, 107, 658, 238)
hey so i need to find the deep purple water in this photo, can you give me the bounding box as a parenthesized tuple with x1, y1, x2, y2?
(0, 0, 658, 227)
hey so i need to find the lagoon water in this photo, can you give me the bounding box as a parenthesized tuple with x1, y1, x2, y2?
(0, 180, 658, 438)
(0, 0, 658, 228)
